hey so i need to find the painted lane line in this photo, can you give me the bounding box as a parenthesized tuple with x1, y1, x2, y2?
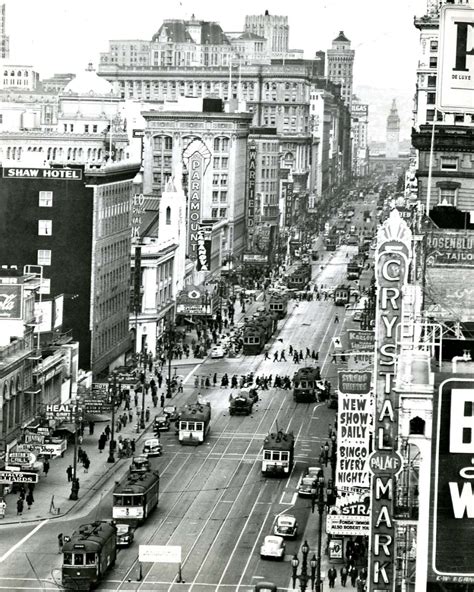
(0, 520, 49, 563)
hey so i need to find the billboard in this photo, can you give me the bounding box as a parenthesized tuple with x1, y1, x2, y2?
(347, 330, 375, 350)
(0, 284, 23, 319)
(428, 376, 474, 584)
(247, 143, 257, 249)
(338, 371, 372, 395)
(425, 230, 474, 321)
(437, 4, 474, 113)
(2, 167, 82, 180)
(368, 209, 412, 591)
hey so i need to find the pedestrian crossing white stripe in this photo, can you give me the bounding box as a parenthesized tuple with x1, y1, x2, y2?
(0, 520, 49, 563)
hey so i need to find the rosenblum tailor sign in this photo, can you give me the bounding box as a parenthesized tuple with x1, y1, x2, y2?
(428, 376, 474, 584)
(368, 209, 412, 591)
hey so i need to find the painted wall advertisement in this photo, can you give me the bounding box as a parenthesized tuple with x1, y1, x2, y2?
(425, 230, 474, 321)
(196, 225, 212, 272)
(247, 143, 257, 249)
(428, 375, 474, 584)
(368, 209, 411, 591)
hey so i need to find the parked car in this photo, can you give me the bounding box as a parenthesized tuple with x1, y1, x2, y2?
(163, 406, 179, 421)
(211, 346, 225, 358)
(142, 438, 162, 457)
(305, 466, 323, 480)
(298, 476, 317, 497)
(116, 523, 134, 547)
(260, 535, 286, 560)
(273, 515, 298, 539)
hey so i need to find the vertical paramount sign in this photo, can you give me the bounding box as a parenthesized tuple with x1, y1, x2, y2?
(188, 153, 204, 260)
(368, 209, 411, 591)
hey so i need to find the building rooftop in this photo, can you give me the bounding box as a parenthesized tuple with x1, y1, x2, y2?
(333, 30, 350, 42)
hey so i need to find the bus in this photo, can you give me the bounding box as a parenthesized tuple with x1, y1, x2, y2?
(178, 401, 211, 445)
(262, 430, 295, 477)
(62, 521, 117, 591)
(293, 366, 321, 403)
(112, 469, 160, 525)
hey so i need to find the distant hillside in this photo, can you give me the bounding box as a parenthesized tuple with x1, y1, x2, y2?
(354, 85, 414, 143)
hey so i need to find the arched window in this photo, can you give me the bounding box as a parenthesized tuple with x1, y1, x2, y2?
(409, 416, 425, 435)
(17, 71, 22, 77)
(10, 378, 15, 395)
(166, 206, 171, 225)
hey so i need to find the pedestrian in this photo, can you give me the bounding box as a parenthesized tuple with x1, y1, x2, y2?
(26, 490, 34, 510)
(58, 533, 64, 553)
(213, 373, 217, 386)
(340, 565, 348, 587)
(19, 484, 26, 500)
(0, 498, 6, 518)
(273, 351, 279, 362)
(334, 314, 339, 324)
(130, 438, 136, 453)
(98, 434, 106, 453)
(77, 446, 84, 463)
(328, 567, 337, 588)
(145, 407, 151, 422)
(264, 350, 270, 360)
(66, 465, 73, 482)
(104, 424, 111, 440)
(280, 350, 286, 362)
(350, 566, 359, 587)
(43, 459, 50, 476)
(16, 497, 24, 516)
(83, 456, 90, 473)
(160, 394, 165, 408)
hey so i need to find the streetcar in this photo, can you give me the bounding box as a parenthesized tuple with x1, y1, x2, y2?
(178, 401, 211, 444)
(293, 366, 321, 403)
(334, 284, 350, 306)
(112, 469, 160, 525)
(286, 263, 311, 290)
(62, 521, 117, 591)
(262, 430, 295, 476)
(267, 292, 288, 320)
(347, 260, 361, 280)
(243, 323, 267, 355)
(325, 237, 337, 251)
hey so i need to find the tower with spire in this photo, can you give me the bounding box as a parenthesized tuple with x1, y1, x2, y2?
(386, 99, 400, 159)
(326, 31, 355, 109)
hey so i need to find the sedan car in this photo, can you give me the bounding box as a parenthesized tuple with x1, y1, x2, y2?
(153, 415, 170, 432)
(142, 438, 162, 457)
(260, 535, 286, 560)
(273, 515, 298, 539)
(305, 466, 323, 480)
(116, 523, 134, 547)
(211, 346, 225, 358)
(298, 476, 317, 497)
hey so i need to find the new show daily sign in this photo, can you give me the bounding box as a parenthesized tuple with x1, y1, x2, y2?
(368, 209, 412, 591)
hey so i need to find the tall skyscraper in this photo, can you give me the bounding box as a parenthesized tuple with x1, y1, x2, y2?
(0, 4, 9, 59)
(326, 31, 354, 109)
(244, 11, 289, 55)
(386, 99, 400, 159)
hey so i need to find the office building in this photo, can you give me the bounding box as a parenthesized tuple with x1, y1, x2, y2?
(326, 31, 354, 109)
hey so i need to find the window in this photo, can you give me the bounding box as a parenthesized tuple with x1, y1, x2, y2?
(84, 124, 89, 133)
(211, 208, 218, 218)
(427, 92, 436, 105)
(219, 208, 226, 218)
(92, 125, 98, 133)
(74, 554, 84, 566)
(429, 57, 438, 68)
(427, 75, 437, 87)
(430, 40, 438, 52)
(39, 191, 53, 207)
(220, 191, 227, 203)
(38, 220, 52, 235)
(166, 206, 171, 225)
(220, 174, 228, 186)
(426, 109, 435, 122)
(37, 250, 51, 266)
(440, 156, 458, 171)
(40, 278, 51, 295)
(438, 187, 457, 205)
(212, 191, 219, 203)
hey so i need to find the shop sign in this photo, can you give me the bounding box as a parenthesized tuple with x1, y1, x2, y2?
(131, 193, 145, 243)
(437, 4, 474, 113)
(196, 225, 212, 272)
(328, 538, 344, 560)
(347, 330, 375, 350)
(428, 376, 474, 583)
(247, 143, 257, 248)
(338, 371, 372, 395)
(426, 230, 474, 267)
(326, 513, 370, 536)
(0, 284, 23, 320)
(242, 253, 268, 264)
(284, 181, 294, 226)
(7, 451, 36, 465)
(21, 440, 67, 457)
(0, 471, 39, 484)
(44, 403, 74, 420)
(2, 167, 82, 180)
(188, 152, 204, 260)
(24, 431, 45, 445)
(336, 392, 372, 490)
(368, 209, 411, 591)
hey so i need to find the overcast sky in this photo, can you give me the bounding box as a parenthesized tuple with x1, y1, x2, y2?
(3, 0, 427, 139)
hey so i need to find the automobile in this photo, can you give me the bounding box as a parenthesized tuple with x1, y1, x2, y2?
(240, 386, 259, 402)
(260, 535, 286, 560)
(130, 455, 151, 473)
(298, 476, 317, 497)
(142, 438, 162, 457)
(163, 405, 179, 421)
(305, 465, 323, 480)
(211, 345, 225, 358)
(153, 415, 170, 432)
(273, 515, 298, 539)
(116, 523, 135, 547)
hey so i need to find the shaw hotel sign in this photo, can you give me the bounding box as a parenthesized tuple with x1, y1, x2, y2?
(368, 209, 411, 591)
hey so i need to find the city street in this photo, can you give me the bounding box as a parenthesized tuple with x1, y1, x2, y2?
(0, 242, 355, 592)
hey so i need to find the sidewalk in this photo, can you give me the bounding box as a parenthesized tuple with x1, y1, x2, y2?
(0, 398, 157, 525)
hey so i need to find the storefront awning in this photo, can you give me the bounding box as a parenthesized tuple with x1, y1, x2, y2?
(83, 412, 111, 423)
(53, 423, 77, 434)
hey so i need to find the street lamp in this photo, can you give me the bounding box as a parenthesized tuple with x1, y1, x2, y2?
(291, 540, 317, 591)
(69, 404, 82, 500)
(107, 371, 119, 463)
